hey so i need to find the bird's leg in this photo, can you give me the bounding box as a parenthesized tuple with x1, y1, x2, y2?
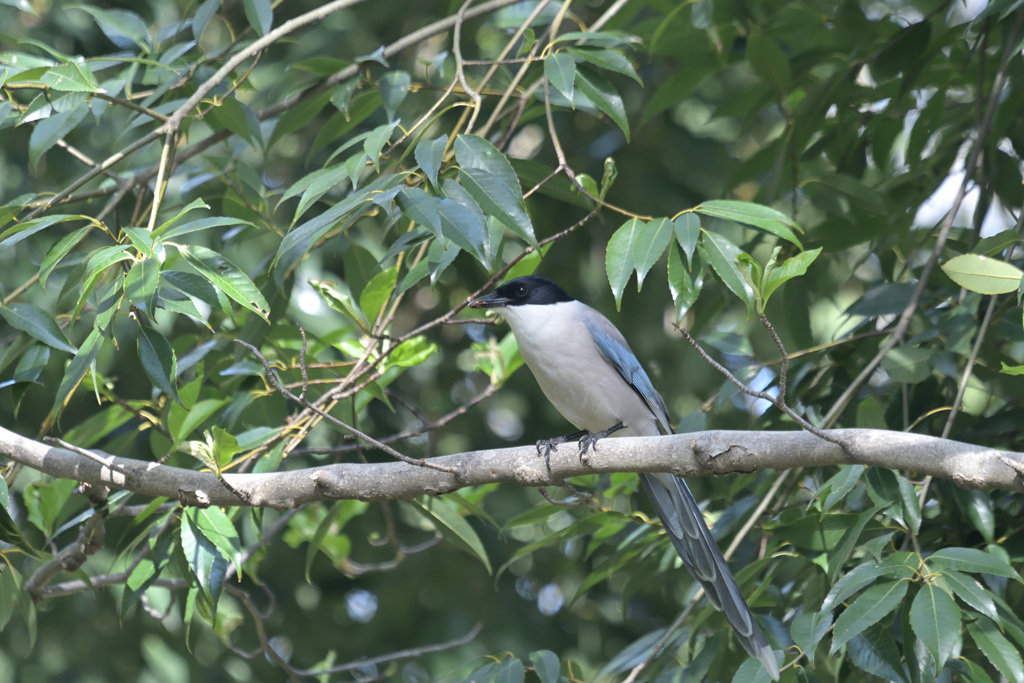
(536, 430, 588, 471)
(577, 422, 625, 464)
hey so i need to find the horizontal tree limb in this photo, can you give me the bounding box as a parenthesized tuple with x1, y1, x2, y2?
(1, 425, 1021, 509)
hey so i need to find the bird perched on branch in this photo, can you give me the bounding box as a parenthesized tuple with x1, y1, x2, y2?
(470, 275, 778, 680)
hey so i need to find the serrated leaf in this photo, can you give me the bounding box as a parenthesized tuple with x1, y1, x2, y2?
(190, 506, 243, 578)
(910, 582, 960, 668)
(761, 247, 822, 307)
(846, 624, 910, 683)
(574, 67, 629, 140)
(40, 61, 101, 93)
(415, 135, 446, 189)
(396, 187, 442, 239)
(667, 242, 700, 320)
(566, 47, 640, 84)
(968, 617, 1024, 683)
(458, 167, 536, 247)
(633, 218, 673, 289)
(178, 245, 269, 321)
(137, 326, 183, 407)
(822, 553, 918, 611)
(606, 218, 642, 309)
(0, 303, 77, 354)
(941, 254, 1024, 295)
(673, 213, 699, 266)
(437, 197, 486, 265)
(363, 120, 400, 170)
(38, 226, 90, 287)
(544, 53, 575, 101)
(411, 497, 491, 575)
(180, 508, 228, 613)
(928, 547, 1022, 579)
(696, 200, 803, 248)
(939, 570, 999, 622)
(49, 327, 103, 426)
(831, 580, 908, 653)
(791, 610, 832, 665)
(379, 70, 411, 121)
(701, 231, 755, 318)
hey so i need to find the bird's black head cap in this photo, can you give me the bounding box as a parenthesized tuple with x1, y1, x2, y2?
(469, 275, 574, 309)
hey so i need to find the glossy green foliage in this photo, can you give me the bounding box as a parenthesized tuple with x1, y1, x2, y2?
(1, 0, 1024, 682)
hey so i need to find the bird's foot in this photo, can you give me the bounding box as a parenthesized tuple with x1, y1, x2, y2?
(576, 422, 625, 465)
(536, 431, 588, 472)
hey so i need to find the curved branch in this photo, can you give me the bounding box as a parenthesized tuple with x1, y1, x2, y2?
(2, 425, 1021, 509)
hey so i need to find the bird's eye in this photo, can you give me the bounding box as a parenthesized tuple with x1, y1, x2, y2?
(516, 285, 527, 297)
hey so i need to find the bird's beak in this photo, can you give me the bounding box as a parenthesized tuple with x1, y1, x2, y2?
(468, 291, 508, 309)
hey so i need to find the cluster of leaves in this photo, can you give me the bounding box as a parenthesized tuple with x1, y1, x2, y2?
(0, 0, 1024, 682)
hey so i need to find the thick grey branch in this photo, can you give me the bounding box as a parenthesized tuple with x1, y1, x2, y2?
(1, 425, 1021, 508)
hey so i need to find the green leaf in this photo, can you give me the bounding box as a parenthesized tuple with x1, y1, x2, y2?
(822, 552, 918, 610)
(0, 303, 77, 354)
(939, 570, 999, 622)
(529, 650, 560, 683)
(190, 506, 243, 578)
(566, 47, 640, 84)
(49, 327, 103, 425)
(952, 487, 995, 544)
(29, 106, 89, 168)
(359, 267, 397, 324)
(673, 213, 699, 266)
(437, 197, 486, 265)
(828, 504, 886, 584)
(928, 547, 1022, 580)
(40, 61, 101, 93)
(310, 279, 369, 331)
(700, 231, 754, 318)
(0, 481, 47, 559)
(791, 610, 831, 665)
(242, 0, 271, 35)
(72, 6, 151, 50)
(177, 245, 270, 321)
(831, 580, 908, 653)
(881, 346, 932, 384)
(606, 218, 643, 309)
(544, 53, 575, 101)
(160, 216, 254, 243)
(137, 326, 183, 407)
(574, 67, 629, 140)
(667, 242, 700, 320)
(458, 167, 536, 247)
(171, 397, 230, 443)
(151, 198, 209, 237)
(968, 617, 1024, 683)
(379, 70, 411, 121)
(941, 254, 1024, 295)
(696, 200, 803, 248)
(363, 120, 400, 170)
(396, 187, 442, 239)
(897, 473, 922, 534)
(39, 226, 90, 287)
(414, 135, 446, 189)
(411, 497, 491, 575)
(910, 582, 960, 668)
(180, 508, 228, 613)
(761, 247, 822, 308)
(124, 258, 159, 310)
(23, 478, 76, 538)
(633, 218, 673, 289)
(747, 34, 790, 94)
(846, 624, 910, 683)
